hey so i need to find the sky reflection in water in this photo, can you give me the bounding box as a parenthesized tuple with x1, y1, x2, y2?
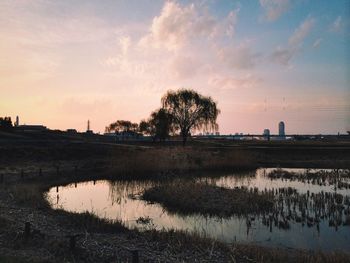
(47, 168, 350, 251)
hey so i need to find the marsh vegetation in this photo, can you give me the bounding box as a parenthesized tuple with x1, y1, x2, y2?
(47, 168, 350, 252)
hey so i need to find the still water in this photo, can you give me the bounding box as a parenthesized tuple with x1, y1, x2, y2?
(47, 168, 350, 251)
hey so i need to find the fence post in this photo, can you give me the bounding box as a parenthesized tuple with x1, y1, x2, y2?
(24, 222, 31, 238)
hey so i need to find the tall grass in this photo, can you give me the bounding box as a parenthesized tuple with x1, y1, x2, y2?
(143, 181, 274, 217)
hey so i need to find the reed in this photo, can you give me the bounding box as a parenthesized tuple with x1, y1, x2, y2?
(142, 182, 274, 217)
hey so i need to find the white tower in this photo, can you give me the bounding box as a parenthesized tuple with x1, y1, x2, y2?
(279, 121, 285, 137)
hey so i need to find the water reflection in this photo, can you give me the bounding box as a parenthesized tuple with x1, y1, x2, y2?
(47, 168, 350, 251)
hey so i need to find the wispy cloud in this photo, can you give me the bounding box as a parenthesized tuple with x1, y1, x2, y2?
(218, 43, 261, 70)
(259, 0, 290, 22)
(288, 18, 315, 46)
(329, 16, 343, 32)
(271, 17, 314, 65)
(209, 74, 261, 90)
(312, 38, 322, 49)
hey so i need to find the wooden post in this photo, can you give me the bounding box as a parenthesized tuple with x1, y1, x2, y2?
(131, 250, 139, 263)
(0, 174, 3, 184)
(24, 222, 31, 238)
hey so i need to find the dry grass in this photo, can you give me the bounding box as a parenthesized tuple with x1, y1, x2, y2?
(10, 183, 48, 208)
(143, 182, 274, 217)
(233, 243, 350, 263)
(53, 210, 127, 233)
(104, 146, 257, 176)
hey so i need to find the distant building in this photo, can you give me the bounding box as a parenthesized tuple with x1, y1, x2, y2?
(279, 121, 285, 138)
(263, 129, 270, 140)
(17, 125, 47, 132)
(104, 131, 142, 141)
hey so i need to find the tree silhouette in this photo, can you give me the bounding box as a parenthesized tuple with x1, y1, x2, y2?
(0, 117, 13, 131)
(105, 120, 138, 134)
(139, 120, 152, 136)
(139, 108, 173, 141)
(162, 89, 220, 145)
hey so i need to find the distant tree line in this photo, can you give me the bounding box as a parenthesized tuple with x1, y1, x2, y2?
(106, 89, 220, 145)
(0, 117, 13, 131)
(105, 120, 138, 134)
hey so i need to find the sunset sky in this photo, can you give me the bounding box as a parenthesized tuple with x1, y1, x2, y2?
(1, 0, 349, 134)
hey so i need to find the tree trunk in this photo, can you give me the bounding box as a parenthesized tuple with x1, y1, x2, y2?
(182, 129, 187, 146)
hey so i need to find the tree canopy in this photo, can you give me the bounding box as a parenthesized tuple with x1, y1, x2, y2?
(105, 120, 138, 134)
(0, 117, 13, 131)
(139, 108, 173, 141)
(161, 89, 220, 144)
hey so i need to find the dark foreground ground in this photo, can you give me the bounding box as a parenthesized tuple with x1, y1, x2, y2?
(0, 131, 350, 262)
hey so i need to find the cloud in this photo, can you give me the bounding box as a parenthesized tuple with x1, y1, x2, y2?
(139, 1, 240, 52)
(288, 17, 314, 46)
(119, 36, 131, 56)
(312, 38, 322, 48)
(140, 1, 216, 51)
(218, 43, 260, 70)
(259, 0, 290, 22)
(329, 16, 342, 33)
(102, 0, 260, 99)
(270, 47, 295, 65)
(225, 9, 240, 37)
(209, 74, 261, 90)
(170, 55, 200, 79)
(211, 8, 240, 39)
(271, 17, 314, 65)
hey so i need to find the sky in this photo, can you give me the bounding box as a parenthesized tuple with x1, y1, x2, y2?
(0, 0, 349, 135)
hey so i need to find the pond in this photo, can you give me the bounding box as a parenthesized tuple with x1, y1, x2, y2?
(47, 168, 350, 251)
